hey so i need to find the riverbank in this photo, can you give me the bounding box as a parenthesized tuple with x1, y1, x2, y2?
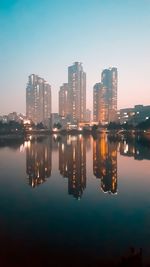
(0, 129, 150, 144)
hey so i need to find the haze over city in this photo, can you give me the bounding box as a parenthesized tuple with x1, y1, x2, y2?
(0, 0, 150, 115)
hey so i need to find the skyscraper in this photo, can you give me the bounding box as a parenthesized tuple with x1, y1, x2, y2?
(93, 83, 109, 124)
(26, 74, 51, 125)
(93, 68, 117, 124)
(68, 62, 86, 122)
(101, 67, 118, 123)
(59, 83, 69, 117)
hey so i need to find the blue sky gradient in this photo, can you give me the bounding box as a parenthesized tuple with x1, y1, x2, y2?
(0, 0, 150, 114)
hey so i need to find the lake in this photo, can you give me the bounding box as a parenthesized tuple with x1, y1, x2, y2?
(0, 134, 150, 266)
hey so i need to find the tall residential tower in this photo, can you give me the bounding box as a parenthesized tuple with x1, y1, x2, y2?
(93, 68, 118, 124)
(68, 62, 86, 122)
(59, 83, 69, 117)
(26, 74, 51, 125)
(101, 67, 117, 123)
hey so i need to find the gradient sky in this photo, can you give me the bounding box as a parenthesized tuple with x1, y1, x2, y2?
(0, 0, 150, 115)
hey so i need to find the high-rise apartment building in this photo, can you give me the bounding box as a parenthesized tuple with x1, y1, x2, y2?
(93, 68, 117, 124)
(68, 62, 86, 122)
(85, 109, 91, 122)
(93, 83, 101, 122)
(93, 83, 109, 124)
(26, 74, 51, 125)
(59, 83, 69, 117)
(101, 67, 117, 123)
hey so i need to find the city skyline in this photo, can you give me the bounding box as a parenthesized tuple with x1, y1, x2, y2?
(1, 0, 150, 114)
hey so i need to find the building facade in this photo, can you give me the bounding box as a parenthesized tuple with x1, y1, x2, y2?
(85, 109, 91, 122)
(118, 105, 150, 125)
(68, 62, 86, 122)
(59, 83, 69, 117)
(93, 83, 101, 122)
(26, 74, 51, 125)
(93, 68, 117, 125)
(93, 83, 109, 124)
(101, 67, 118, 123)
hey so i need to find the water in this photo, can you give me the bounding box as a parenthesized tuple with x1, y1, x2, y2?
(0, 134, 150, 266)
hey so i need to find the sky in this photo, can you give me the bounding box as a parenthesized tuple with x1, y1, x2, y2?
(0, 0, 150, 115)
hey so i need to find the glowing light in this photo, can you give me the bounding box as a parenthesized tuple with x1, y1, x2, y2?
(23, 119, 31, 125)
(62, 143, 64, 152)
(124, 144, 128, 154)
(24, 141, 31, 148)
(53, 128, 58, 132)
(78, 127, 82, 131)
(20, 144, 25, 152)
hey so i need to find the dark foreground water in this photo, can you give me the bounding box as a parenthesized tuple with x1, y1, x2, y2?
(0, 134, 150, 266)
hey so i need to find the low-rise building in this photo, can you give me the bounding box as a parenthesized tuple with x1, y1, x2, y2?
(118, 105, 150, 125)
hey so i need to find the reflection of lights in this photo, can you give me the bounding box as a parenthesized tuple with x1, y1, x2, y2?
(124, 144, 128, 154)
(53, 128, 58, 132)
(78, 127, 82, 131)
(67, 135, 71, 145)
(24, 141, 31, 148)
(20, 144, 25, 152)
(73, 147, 75, 161)
(62, 143, 64, 152)
(67, 135, 77, 143)
(71, 136, 77, 141)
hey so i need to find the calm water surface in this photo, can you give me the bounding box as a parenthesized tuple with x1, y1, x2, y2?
(0, 134, 150, 266)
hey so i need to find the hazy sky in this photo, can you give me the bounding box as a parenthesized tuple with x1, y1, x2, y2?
(0, 0, 150, 115)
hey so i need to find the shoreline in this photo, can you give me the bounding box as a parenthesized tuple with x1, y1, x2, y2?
(0, 129, 150, 141)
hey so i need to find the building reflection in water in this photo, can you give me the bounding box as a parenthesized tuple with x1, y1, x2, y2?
(26, 137, 52, 187)
(59, 135, 86, 199)
(119, 140, 150, 160)
(93, 134, 117, 194)
(20, 134, 150, 194)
